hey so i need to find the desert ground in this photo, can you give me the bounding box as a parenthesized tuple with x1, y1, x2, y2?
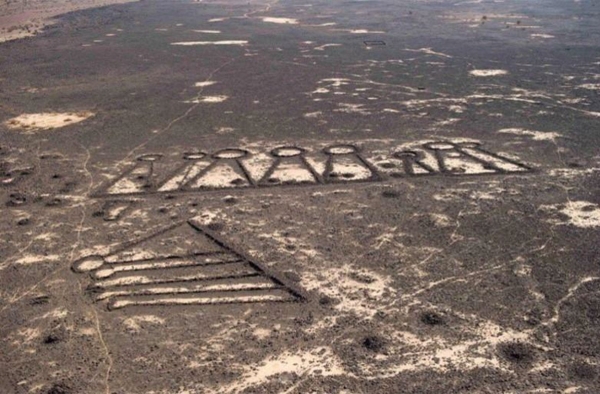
(1, 0, 600, 393)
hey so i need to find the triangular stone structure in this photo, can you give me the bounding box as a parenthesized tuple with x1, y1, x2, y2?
(72, 221, 304, 310)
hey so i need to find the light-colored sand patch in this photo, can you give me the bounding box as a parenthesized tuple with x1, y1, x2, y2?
(257, 230, 319, 258)
(314, 43, 342, 51)
(542, 201, 600, 228)
(38, 308, 69, 320)
(171, 41, 248, 46)
(0, 28, 37, 43)
(380, 319, 535, 376)
(469, 69, 508, 77)
(14, 254, 61, 266)
(191, 210, 224, 227)
(304, 111, 322, 118)
(402, 97, 468, 109)
(34, 232, 59, 241)
(194, 81, 217, 87)
(562, 98, 585, 104)
(405, 47, 453, 58)
(260, 17, 298, 24)
(208, 18, 226, 22)
(186, 95, 228, 103)
(548, 168, 600, 178)
(79, 327, 98, 336)
(434, 118, 461, 126)
(217, 347, 343, 393)
(319, 78, 350, 87)
(429, 213, 453, 227)
(348, 29, 385, 34)
(252, 328, 271, 340)
(192, 30, 221, 34)
(4, 111, 94, 132)
(577, 84, 600, 90)
(498, 128, 561, 141)
(302, 265, 394, 318)
(531, 33, 554, 39)
(10, 328, 42, 345)
(216, 126, 234, 134)
(311, 87, 330, 94)
(449, 105, 465, 113)
(199, 95, 228, 103)
(123, 315, 166, 332)
(335, 103, 370, 115)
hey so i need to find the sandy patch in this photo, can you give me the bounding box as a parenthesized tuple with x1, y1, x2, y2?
(192, 30, 221, 34)
(304, 111, 322, 118)
(405, 47, 452, 58)
(260, 17, 298, 24)
(340, 29, 385, 34)
(577, 84, 600, 91)
(209, 347, 343, 393)
(194, 81, 217, 88)
(123, 315, 166, 332)
(14, 254, 61, 266)
(542, 201, 600, 228)
(252, 328, 271, 340)
(469, 69, 508, 77)
(302, 265, 394, 318)
(186, 95, 228, 103)
(171, 41, 248, 46)
(335, 103, 370, 115)
(531, 33, 554, 39)
(4, 111, 94, 132)
(314, 43, 342, 51)
(351, 29, 383, 33)
(498, 128, 561, 141)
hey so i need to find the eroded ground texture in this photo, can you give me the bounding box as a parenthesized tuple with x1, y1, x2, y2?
(1, 0, 600, 393)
